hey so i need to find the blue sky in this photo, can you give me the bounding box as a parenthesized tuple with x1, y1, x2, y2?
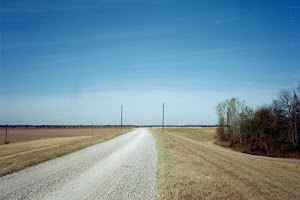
(0, 0, 299, 125)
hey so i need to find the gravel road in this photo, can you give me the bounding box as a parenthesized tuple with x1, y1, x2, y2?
(0, 128, 157, 200)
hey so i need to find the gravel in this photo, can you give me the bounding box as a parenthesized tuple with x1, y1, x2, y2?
(0, 129, 157, 200)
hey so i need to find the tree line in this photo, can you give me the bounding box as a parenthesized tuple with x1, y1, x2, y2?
(216, 83, 300, 157)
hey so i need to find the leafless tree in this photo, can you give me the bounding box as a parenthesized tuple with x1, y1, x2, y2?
(217, 98, 246, 144)
(278, 83, 300, 148)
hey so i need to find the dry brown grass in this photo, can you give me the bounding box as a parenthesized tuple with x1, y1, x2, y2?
(0, 128, 132, 177)
(163, 127, 218, 145)
(151, 127, 300, 200)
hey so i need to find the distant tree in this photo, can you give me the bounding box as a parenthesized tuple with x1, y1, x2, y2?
(216, 97, 246, 145)
(216, 101, 227, 141)
(278, 83, 300, 149)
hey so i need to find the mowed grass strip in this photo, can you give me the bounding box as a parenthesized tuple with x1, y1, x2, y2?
(151, 128, 300, 200)
(163, 127, 218, 145)
(0, 128, 132, 177)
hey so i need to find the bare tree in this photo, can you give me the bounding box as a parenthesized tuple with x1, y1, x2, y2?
(217, 98, 246, 144)
(216, 83, 300, 156)
(278, 84, 300, 148)
(216, 102, 227, 140)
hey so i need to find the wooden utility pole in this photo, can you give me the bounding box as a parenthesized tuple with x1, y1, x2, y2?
(121, 105, 123, 130)
(5, 125, 8, 144)
(92, 123, 94, 136)
(162, 103, 164, 132)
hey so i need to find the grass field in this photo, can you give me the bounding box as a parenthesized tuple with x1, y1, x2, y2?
(0, 128, 132, 177)
(151, 127, 300, 200)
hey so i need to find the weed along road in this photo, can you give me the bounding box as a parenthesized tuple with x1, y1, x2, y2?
(0, 129, 157, 200)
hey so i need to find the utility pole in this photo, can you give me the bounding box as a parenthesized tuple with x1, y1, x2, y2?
(92, 123, 94, 136)
(162, 103, 164, 132)
(5, 125, 8, 144)
(121, 105, 123, 130)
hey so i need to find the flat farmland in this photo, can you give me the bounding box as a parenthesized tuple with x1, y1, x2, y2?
(0, 127, 127, 144)
(0, 128, 132, 177)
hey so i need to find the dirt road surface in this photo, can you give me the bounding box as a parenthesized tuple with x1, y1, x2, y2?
(0, 129, 157, 200)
